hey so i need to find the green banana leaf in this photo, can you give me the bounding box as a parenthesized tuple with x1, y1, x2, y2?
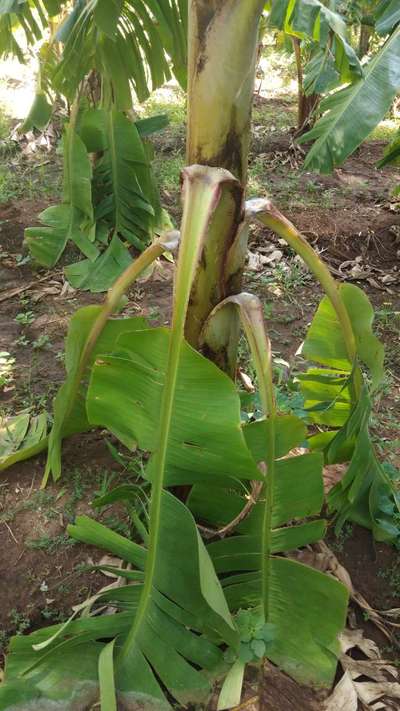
(188, 416, 348, 687)
(77, 107, 169, 153)
(298, 284, 399, 543)
(299, 25, 400, 172)
(65, 234, 132, 292)
(0, 411, 48, 471)
(45, 306, 148, 482)
(375, 0, 400, 35)
(0, 495, 234, 710)
(21, 91, 52, 131)
(86, 327, 262, 487)
(268, 0, 363, 94)
(0, 0, 62, 60)
(92, 110, 156, 251)
(327, 386, 400, 544)
(54, 0, 187, 105)
(377, 126, 400, 167)
(25, 126, 97, 268)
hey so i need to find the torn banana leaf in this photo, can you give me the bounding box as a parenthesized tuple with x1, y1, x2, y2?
(188, 414, 348, 688)
(299, 284, 399, 543)
(86, 327, 262, 487)
(65, 234, 132, 292)
(45, 306, 148, 482)
(0, 411, 48, 471)
(0, 493, 234, 709)
(25, 126, 97, 268)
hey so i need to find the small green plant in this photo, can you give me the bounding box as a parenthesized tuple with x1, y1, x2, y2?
(330, 523, 354, 553)
(32, 334, 51, 350)
(9, 609, 31, 636)
(15, 311, 35, 326)
(0, 351, 15, 388)
(13, 335, 30, 347)
(26, 533, 76, 554)
(378, 562, 400, 598)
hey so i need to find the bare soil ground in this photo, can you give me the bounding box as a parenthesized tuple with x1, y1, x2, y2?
(0, 94, 399, 709)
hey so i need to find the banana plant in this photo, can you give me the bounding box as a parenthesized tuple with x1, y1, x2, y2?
(189, 292, 348, 703)
(0, 166, 244, 711)
(297, 287, 400, 545)
(266, 0, 363, 132)
(0, 0, 62, 61)
(24, 104, 166, 281)
(11, 0, 187, 287)
(298, 6, 400, 171)
(244, 198, 399, 543)
(0, 168, 348, 710)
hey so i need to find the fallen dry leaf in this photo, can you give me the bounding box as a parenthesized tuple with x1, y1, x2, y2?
(325, 628, 400, 710)
(324, 671, 357, 711)
(323, 463, 347, 494)
(98, 555, 124, 578)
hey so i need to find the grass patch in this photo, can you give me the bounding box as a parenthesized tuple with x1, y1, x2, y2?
(0, 159, 62, 205)
(0, 107, 10, 140)
(369, 118, 399, 143)
(141, 85, 186, 126)
(153, 154, 185, 193)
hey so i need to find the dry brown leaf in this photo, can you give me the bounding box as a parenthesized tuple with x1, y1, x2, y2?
(340, 628, 380, 659)
(357, 680, 400, 707)
(343, 657, 398, 684)
(30, 286, 61, 302)
(326, 629, 400, 710)
(98, 555, 123, 578)
(324, 671, 358, 711)
(323, 463, 347, 494)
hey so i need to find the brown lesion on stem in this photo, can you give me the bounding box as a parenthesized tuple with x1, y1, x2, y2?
(184, 178, 245, 354)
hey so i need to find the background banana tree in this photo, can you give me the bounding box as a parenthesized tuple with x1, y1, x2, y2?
(298, 0, 400, 170)
(266, 0, 364, 133)
(1, 0, 188, 291)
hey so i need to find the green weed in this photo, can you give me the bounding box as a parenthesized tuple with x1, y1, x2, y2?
(9, 609, 31, 635)
(26, 533, 76, 554)
(15, 311, 35, 326)
(330, 524, 354, 553)
(153, 154, 185, 193)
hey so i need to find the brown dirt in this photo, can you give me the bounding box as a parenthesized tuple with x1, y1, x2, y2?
(0, 102, 400, 709)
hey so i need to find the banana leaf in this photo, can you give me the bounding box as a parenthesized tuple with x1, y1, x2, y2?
(25, 126, 97, 268)
(188, 414, 348, 687)
(54, 0, 187, 104)
(92, 111, 156, 251)
(299, 25, 400, 172)
(45, 307, 148, 482)
(375, 0, 400, 35)
(299, 284, 399, 543)
(0, 495, 234, 710)
(86, 327, 261, 487)
(0, 412, 48, 471)
(0, 0, 62, 59)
